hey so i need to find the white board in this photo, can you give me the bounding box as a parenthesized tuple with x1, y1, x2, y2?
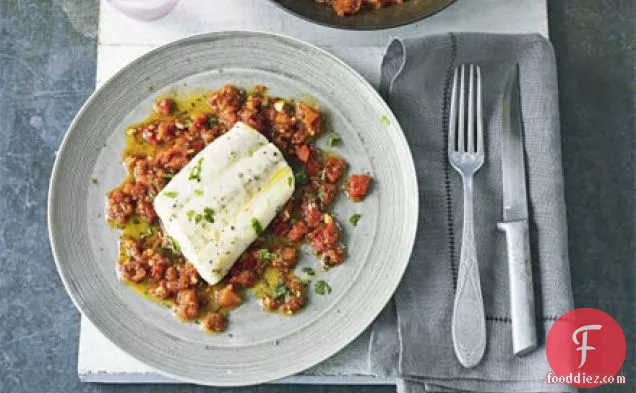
(81, 0, 548, 384)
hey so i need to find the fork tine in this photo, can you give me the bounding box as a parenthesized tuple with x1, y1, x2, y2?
(476, 65, 484, 154)
(467, 64, 475, 153)
(448, 66, 459, 152)
(457, 64, 466, 152)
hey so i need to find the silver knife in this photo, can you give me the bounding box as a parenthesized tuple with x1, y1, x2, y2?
(497, 65, 537, 356)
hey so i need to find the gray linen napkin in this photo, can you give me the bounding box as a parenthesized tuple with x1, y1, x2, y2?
(369, 33, 575, 393)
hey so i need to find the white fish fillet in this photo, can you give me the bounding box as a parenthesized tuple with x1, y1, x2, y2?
(154, 122, 295, 284)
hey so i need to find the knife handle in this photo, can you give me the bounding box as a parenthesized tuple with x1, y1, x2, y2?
(497, 219, 537, 356)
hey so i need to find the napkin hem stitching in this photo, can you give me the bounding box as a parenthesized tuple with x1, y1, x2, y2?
(486, 315, 560, 323)
(442, 32, 459, 292)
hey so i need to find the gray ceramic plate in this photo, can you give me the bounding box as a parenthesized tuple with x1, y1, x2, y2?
(48, 32, 418, 386)
(270, 0, 455, 30)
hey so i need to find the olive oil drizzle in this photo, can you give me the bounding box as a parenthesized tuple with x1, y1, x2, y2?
(110, 89, 312, 329)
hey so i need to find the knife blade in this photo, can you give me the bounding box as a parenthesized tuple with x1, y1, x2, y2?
(497, 65, 537, 356)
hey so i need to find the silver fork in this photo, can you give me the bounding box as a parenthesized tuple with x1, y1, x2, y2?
(448, 64, 486, 368)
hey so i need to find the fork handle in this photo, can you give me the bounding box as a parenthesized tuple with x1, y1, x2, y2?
(452, 176, 486, 368)
(497, 219, 537, 356)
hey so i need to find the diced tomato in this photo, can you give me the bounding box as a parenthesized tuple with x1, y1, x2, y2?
(228, 270, 258, 287)
(323, 156, 346, 183)
(287, 221, 308, 242)
(137, 200, 157, 221)
(295, 145, 311, 162)
(271, 220, 291, 236)
(141, 125, 160, 145)
(271, 247, 298, 269)
(208, 84, 244, 111)
(158, 146, 189, 170)
(215, 284, 243, 308)
(331, 0, 362, 16)
(165, 266, 179, 281)
(301, 199, 323, 228)
(121, 261, 147, 283)
(322, 244, 346, 266)
(308, 219, 340, 254)
(176, 288, 199, 319)
(344, 174, 372, 202)
(149, 255, 169, 281)
(107, 189, 134, 225)
(153, 98, 175, 116)
(303, 147, 322, 177)
(178, 263, 200, 288)
(150, 280, 171, 299)
(314, 180, 337, 207)
(307, 161, 321, 177)
(280, 295, 304, 315)
(296, 102, 321, 135)
(262, 295, 279, 312)
(230, 252, 258, 274)
(191, 113, 209, 129)
(157, 120, 175, 142)
(202, 312, 226, 332)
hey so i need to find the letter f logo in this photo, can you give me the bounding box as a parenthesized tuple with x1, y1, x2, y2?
(572, 324, 602, 368)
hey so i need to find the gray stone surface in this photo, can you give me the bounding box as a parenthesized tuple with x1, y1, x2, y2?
(548, 1, 635, 392)
(0, 0, 633, 392)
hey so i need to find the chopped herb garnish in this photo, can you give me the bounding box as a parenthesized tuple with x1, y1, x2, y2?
(188, 158, 203, 182)
(349, 213, 362, 226)
(163, 236, 180, 255)
(314, 280, 332, 295)
(158, 247, 173, 258)
(186, 207, 214, 224)
(183, 119, 193, 129)
(251, 217, 263, 235)
(319, 169, 327, 182)
(202, 207, 215, 223)
(270, 281, 290, 300)
(327, 132, 341, 147)
(294, 168, 308, 185)
(380, 114, 390, 126)
(162, 173, 174, 180)
(164, 191, 178, 198)
(171, 238, 181, 252)
(194, 189, 204, 196)
(147, 85, 154, 92)
(207, 116, 219, 128)
(301, 267, 315, 276)
(257, 249, 275, 261)
(91, 178, 99, 185)
(287, 176, 293, 187)
(247, 148, 254, 157)
(146, 226, 154, 236)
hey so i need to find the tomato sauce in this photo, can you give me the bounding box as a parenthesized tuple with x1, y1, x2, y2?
(317, 0, 405, 17)
(106, 84, 371, 332)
